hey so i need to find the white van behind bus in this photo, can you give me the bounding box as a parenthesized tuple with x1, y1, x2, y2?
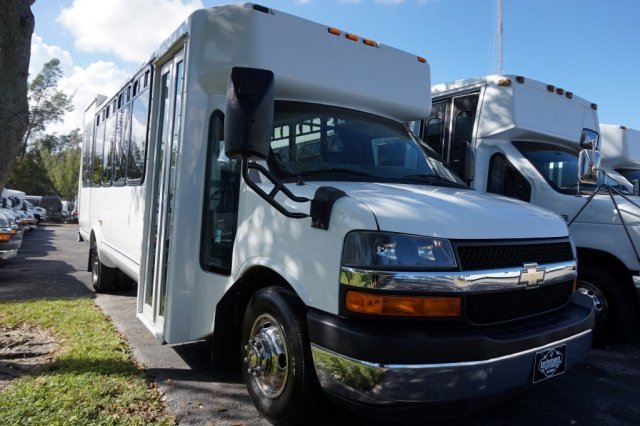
(421, 75, 639, 346)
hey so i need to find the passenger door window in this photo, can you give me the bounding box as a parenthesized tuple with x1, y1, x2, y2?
(449, 95, 479, 178)
(423, 100, 448, 157)
(200, 111, 241, 275)
(487, 153, 531, 202)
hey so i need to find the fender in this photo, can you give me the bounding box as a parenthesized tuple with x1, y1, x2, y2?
(90, 223, 118, 269)
(234, 256, 310, 303)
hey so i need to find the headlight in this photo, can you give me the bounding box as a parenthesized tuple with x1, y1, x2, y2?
(342, 231, 457, 270)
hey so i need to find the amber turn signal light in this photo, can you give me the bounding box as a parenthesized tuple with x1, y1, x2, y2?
(346, 290, 462, 318)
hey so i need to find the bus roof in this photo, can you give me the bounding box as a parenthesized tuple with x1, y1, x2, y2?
(432, 75, 598, 144)
(149, 2, 431, 122)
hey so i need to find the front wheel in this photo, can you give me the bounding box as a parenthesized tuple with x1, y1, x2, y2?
(241, 287, 321, 425)
(577, 263, 635, 347)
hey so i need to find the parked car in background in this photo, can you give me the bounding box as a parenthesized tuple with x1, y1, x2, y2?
(0, 212, 21, 266)
(0, 208, 24, 235)
(40, 195, 63, 223)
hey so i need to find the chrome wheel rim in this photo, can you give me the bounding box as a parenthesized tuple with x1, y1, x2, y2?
(91, 248, 99, 285)
(244, 313, 289, 399)
(577, 281, 608, 319)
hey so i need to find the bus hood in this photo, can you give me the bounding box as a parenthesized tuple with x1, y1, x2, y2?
(303, 182, 569, 240)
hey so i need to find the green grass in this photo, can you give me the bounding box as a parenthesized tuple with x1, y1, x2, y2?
(0, 298, 174, 425)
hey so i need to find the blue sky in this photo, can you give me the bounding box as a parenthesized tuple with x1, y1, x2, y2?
(30, 0, 640, 133)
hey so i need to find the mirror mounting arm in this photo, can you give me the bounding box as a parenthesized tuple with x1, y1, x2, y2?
(242, 160, 310, 219)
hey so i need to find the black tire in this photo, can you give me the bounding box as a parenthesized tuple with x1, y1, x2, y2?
(577, 263, 635, 347)
(241, 286, 321, 425)
(90, 243, 116, 292)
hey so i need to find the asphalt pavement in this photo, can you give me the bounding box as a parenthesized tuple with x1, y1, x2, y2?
(1, 224, 640, 425)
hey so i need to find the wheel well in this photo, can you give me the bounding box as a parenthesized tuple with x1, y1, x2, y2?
(211, 267, 296, 370)
(577, 247, 637, 307)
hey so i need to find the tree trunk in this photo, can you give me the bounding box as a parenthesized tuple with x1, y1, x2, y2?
(0, 0, 35, 190)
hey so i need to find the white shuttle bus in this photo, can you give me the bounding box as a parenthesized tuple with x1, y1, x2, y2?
(79, 5, 593, 423)
(421, 75, 639, 346)
(600, 123, 640, 184)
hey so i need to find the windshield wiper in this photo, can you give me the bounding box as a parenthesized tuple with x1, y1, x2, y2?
(403, 174, 466, 188)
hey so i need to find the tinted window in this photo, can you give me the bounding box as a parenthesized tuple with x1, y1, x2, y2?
(93, 122, 105, 186)
(128, 87, 150, 181)
(450, 95, 478, 177)
(113, 104, 130, 184)
(82, 117, 93, 187)
(487, 153, 531, 202)
(200, 111, 241, 275)
(617, 168, 640, 183)
(102, 114, 116, 185)
(423, 100, 447, 157)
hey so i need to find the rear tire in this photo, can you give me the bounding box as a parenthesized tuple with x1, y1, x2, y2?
(90, 243, 116, 292)
(241, 286, 321, 425)
(577, 263, 635, 347)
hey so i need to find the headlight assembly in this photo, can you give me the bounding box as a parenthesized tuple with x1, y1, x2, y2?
(342, 231, 457, 270)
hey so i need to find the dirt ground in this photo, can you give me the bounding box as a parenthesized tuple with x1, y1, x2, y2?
(0, 323, 59, 390)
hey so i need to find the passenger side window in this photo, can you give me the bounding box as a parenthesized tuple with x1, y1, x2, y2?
(487, 154, 531, 202)
(425, 117, 443, 156)
(93, 120, 105, 187)
(128, 85, 150, 182)
(200, 111, 241, 275)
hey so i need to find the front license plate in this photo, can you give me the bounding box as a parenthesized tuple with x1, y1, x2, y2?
(533, 344, 566, 383)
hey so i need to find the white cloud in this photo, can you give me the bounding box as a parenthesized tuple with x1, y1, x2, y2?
(58, 0, 204, 64)
(29, 34, 129, 135)
(29, 34, 74, 78)
(48, 61, 130, 135)
(375, 0, 406, 4)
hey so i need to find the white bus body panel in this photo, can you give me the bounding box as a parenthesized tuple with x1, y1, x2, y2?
(78, 95, 144, 282)
(146, 4, 432, 342)
(600, 123, 640, 169)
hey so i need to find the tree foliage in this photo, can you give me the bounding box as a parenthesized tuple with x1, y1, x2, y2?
(6, 58, 80, 200)
(22, 58, 74, 153)
(0, 0, 35, 190)
(6, 151, 55, 195)
(40, 130, 81, 200)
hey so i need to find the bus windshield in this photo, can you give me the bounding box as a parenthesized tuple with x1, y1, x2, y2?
(513, 141, 632, 195)
(267, 102, 465, 188)
(617, 168, 640, 184)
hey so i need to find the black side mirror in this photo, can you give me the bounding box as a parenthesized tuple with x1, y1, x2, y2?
(224, 67, 274, 160)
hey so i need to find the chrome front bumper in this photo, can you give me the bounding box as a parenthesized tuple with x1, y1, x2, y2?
(311, 329, 591, 406)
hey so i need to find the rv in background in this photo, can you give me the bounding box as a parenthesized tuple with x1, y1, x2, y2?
(1, 188, 45, 223)
(78, 5, 593, 422)
(421, 75, 639, 346)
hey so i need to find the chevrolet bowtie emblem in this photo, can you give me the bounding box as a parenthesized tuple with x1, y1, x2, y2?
(519, 263, 545, 288)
